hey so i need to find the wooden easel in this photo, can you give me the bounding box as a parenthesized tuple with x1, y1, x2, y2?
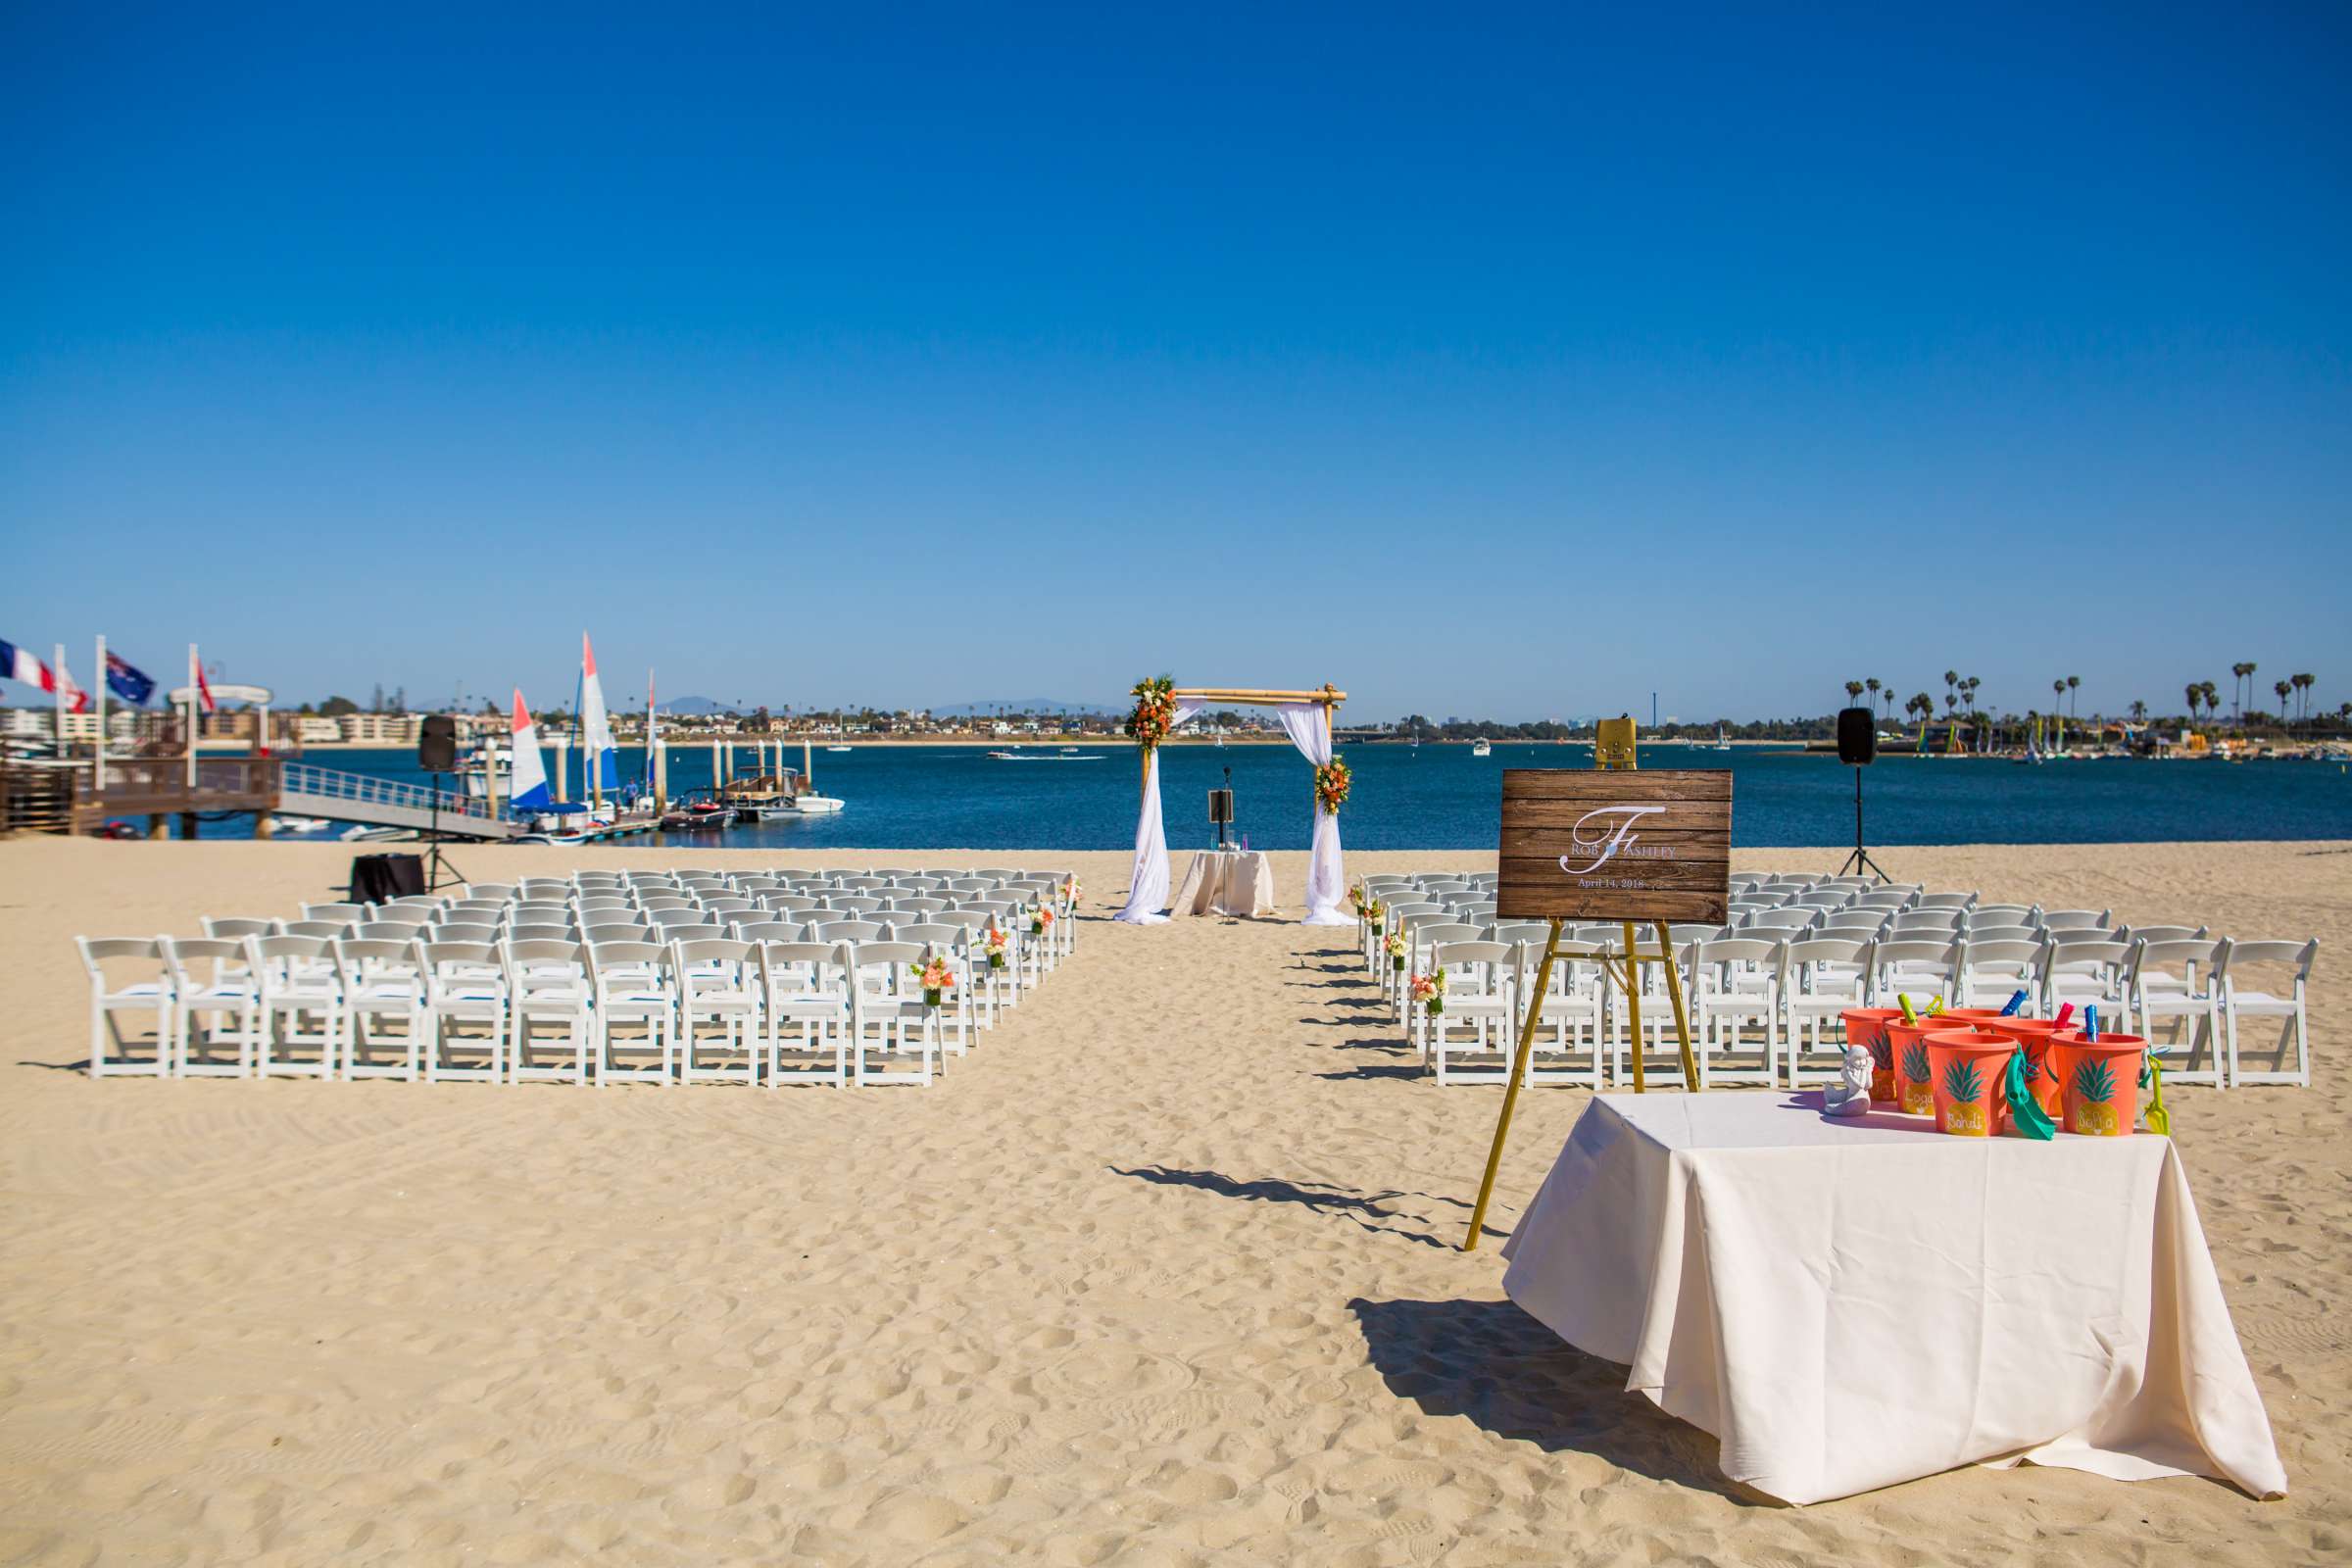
(1464, 716, 1702, 1251)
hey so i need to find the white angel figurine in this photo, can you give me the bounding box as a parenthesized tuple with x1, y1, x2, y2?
(1823, 1042, 1873, 1116)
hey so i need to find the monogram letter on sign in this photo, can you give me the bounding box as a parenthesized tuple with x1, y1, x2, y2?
(1495, 770, 1732, 925)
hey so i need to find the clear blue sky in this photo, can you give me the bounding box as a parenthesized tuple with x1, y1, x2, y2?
(3, 2, 2346, 723)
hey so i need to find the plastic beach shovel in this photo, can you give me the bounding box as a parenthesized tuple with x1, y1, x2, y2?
(1999, 989, 2029, 1017)
(2142, 1054, 2172, 1135)
(2004, 1049, 2057, 1140)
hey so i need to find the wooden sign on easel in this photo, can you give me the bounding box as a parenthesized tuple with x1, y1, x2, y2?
(1463, 717, 1732, 1250)
(1495, 769, 1732, 925)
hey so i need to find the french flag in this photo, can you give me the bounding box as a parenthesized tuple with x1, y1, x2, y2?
(509, 690, 553, 810)
(0, 638, 89, 712)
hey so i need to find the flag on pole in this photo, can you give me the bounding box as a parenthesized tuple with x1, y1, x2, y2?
(191, 647, 215, 713)
(508, 690, 552, 810)
(580, 633, 617, 791)
(0, 638, 52, 694)
(50, 650, 90, 713)
(104, 651, 156, 707)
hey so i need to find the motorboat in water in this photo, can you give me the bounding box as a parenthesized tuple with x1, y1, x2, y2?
(1471, 739, 1492, 758)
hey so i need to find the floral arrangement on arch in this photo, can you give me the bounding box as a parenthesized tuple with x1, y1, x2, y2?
(1408, 968, 1447, 1016)
(909, 954, 956, 1006)
(1126, 675, 1178, 752)
(1313, 758, 1352, 815)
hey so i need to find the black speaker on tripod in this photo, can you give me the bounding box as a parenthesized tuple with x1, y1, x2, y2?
(1834, 707, 1886, 881)
(416, 715, 466, 892)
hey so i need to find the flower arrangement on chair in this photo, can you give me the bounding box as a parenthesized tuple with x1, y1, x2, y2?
(1030, 904, 1054, 938)
(1409, 968, 1447, 1016)
(1385, 930, 1408, 973)
(1062, 875, 1080, 908)
(982, 926, 1009, 971)
(909, 955, 956, 1009)
(1127, 676, 1178, 752)
(1313, 758, 1352, 814)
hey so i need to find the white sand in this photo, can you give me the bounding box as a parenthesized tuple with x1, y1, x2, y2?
(0, 837, 2344, 1565)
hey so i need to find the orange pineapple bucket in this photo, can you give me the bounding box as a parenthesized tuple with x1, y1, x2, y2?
(2048, 1031, 2145, 1136)
(1886, 1017, 1974, 1115)
(1839, 1007, 1905, 1102)
(1987, 1018, 2065, 1116)
(1925, 1029, 2015, 1137)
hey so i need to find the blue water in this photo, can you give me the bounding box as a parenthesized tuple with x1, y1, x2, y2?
(242, 743, 2352, 850)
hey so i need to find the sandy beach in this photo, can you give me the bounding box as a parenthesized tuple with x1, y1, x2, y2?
(0, 836, 2344, 1566)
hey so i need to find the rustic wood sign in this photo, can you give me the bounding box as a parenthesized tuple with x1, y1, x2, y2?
(1495, 768, 1732, 924)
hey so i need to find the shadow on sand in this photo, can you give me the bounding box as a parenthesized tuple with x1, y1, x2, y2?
(1109, 1165, 1461, 1250)
(1347, 1296, 1771, 1504)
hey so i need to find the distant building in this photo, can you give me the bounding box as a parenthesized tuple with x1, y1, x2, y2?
(339, 713, 423, 745)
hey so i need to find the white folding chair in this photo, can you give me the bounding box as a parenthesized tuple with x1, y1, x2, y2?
(333, 937, 424, 1081)
(589, 940, 675, 1086)
(1690, 937, 1782, 1087)
(164, 936, 260, 1078)
(2222, 939, 2317, 1087)
(416, 940, 506, 1084)
(2130, 938, 2227, 1088)
(506, 939, 593, 1085)
(674, 938, 761, 1086)
(847, 941, 936, 1086)
(1425, 941, 1519, 1084)
(757, 941, 852, 1087)
(248, 935, 344, 1079)
(77, 937, 175, 1079)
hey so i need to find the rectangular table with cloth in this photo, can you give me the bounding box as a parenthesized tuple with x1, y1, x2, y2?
(1168, 850, 1277, 918)
(1498, 1093, 2286, 1504)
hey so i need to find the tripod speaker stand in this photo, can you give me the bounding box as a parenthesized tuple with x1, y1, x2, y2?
(1832, 706, 1888, 882)
(418, 715, 467, 893)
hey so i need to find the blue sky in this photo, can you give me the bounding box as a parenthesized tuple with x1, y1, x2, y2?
(3, 2, 2346, 722)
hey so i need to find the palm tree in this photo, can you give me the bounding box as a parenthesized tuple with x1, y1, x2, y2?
(2066, 675, 2081, 721)
(2231, 662, 2254, 722)
(1907, 693, 1934, 752)
(2293, 672, 2315, 726)
(2183, 683, 2201, 726)
(2130, 699, 2147, 723)
(1961, 676, 1983, 750)
(2201, 681, 2219, 730)
(2273, 678, 2290, 724)
(1865, 676, 1882, 717)
(2051, 679, 2067, 749)
(1845, 679, 1864, 706)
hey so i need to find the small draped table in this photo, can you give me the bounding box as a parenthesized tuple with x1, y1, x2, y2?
(1169, 850, 1278, 918)
(1498, 1093, 2286, 1505)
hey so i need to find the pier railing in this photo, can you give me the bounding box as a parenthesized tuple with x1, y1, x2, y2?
(277, 763, 502, 825)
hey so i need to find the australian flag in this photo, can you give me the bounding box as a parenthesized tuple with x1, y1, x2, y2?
(105, 651, 156, 707)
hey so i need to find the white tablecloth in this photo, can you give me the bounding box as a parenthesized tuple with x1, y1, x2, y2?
(1169, 851, 1277, 918)
(1499, 1094, 2286, 1505)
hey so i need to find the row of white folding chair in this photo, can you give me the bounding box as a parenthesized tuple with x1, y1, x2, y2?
(87, 933, 968, 1088)
(1401, 929, 2314, 1092)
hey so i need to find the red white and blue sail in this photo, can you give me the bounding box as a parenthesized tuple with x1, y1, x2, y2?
(580, 633, 618, 794)
(509, 689, 553, 810)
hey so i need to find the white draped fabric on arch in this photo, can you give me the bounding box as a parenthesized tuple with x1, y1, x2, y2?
(1114, 684, 1350, 926)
